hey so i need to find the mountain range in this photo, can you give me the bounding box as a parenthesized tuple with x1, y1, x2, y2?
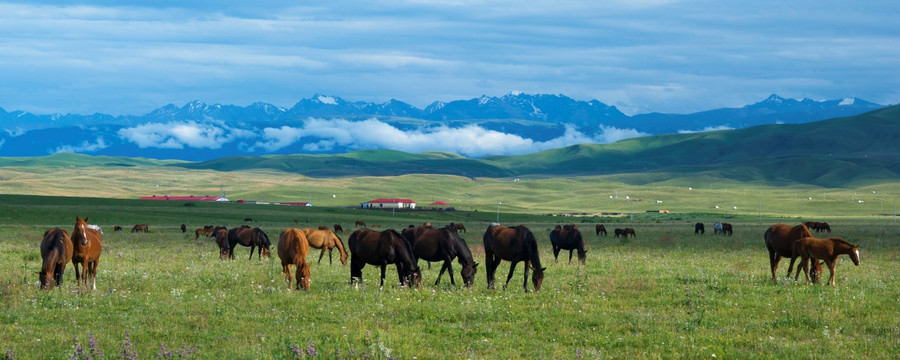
(0, 93, 885, 161)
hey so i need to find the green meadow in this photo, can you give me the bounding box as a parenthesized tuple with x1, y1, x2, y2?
(0, 168, 898, 359)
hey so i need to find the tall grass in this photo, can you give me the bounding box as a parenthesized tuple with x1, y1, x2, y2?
(1, 196, 898, 358)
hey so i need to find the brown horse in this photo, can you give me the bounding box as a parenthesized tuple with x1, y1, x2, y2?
(113, 225, 123, 232)
(333, 224, 344, 233)
(550, 225, 586, 265)
(714, 222, 732, 235)
(278, 228, 312, 290)
(348, 228, 421, 288)
(195, 225, 214, 239)
(483, 224, 545, 292)
(131, 224, 149, 233)
(454, 223, 467, 233)
(805, 221, 832, 233)
(214, 228, 230, 259)
(403, 224, 478, 287)
(38, 227, 73, 289)
(355, 220, 366, 227)
(227, 226, 271, 260)
(595, 224, 607, 236)
(71, 217, 102, 289)
(792, 236, 859, 286)
(764, 223, 814, 282)
(302, 227, 348, 265)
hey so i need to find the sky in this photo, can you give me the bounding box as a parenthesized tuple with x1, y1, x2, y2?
(1, 0, 897, 118)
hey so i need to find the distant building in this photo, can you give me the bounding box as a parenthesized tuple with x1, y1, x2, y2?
(360, 198, 416, 209)
(430, 201, 450, 209)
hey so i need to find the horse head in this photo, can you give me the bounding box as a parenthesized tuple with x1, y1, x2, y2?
(531, 266, 546, 292)
(849, 243, 861, 266)
(256, 229, 271, 258)
(74, 216, 90, 245)
(461, 262, 478, 287)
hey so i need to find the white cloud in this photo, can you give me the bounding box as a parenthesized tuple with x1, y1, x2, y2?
(594, 125, 650, 143)
(52, 136, 109, 154)
(117, 121, 254, 149)
(677, 125, 735, 134)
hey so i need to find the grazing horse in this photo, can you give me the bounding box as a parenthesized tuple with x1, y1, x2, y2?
(482, 224, 545, 292)
(595, 224, 607, 236)
(195, 225, 214, 239)
(695, 223, 705, 234)
(71, 217, 102, 289)
(38, 227, 73, 289)
(764, 223, 814, 282)
(87, 224, 103, 234)
(355, 220, 366, 227)
(714, 222, 732, 235)
(404, 224, 478, 287)
(333, 224, 344, 233)
(278, 228, 312, 290)
(131, 224, 149, 233)
(113, 225, 122, 232)
(624, 227, 636, 238)
(302, 227, 348, 265)
(454, 223, 467, 233)
(243, 217, 253, 222)
(792, 237, 859, 286)
(614, 228, 626, 238)
(227, 226, 271, 260)
(549, 225, 586, 265)
(214, 228, 230, 259)
(348, 228, 421, 288)
(805, 221, 832, 233)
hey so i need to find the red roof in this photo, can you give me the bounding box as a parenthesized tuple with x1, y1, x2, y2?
(367, 198, 415, 204)
(140, 195, 221, 201)
(430, 201, 450, 206)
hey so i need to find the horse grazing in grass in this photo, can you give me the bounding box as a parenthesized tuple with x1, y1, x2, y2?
(38, 227, 73, 289)
(71, 217, 102, 289)
(805, 221, 832, 233)
(348, 228, 421, 288)
(302, 227, 348, 265)
(355, 220, 366, 227)
(454, 223, 467, 233)
(278, 228, 312, 290)
(180, 224, 187, 233)
(333, 224, 344, 233)
(695, 223, 705, 234)
(595, 224, 607, 236)
(764, 223, 814, 282)
(214, 228, 230, 259)
(550, 225, 586, 265)
(227, 226, 271, 260)
(792, 236, 859, 286)
(404, 224, 478, 287)
(195, 225, 214, 239)
(131, 224, 149, 233)
(483, 224, 545, 292)
(113, 225, 123, 232)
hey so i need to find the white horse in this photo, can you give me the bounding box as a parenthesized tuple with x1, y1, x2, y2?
(87, 224, 103, 234)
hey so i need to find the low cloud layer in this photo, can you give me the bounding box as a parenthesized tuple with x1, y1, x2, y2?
(53, 137, 109, 154)
(116, 118, 648, 157)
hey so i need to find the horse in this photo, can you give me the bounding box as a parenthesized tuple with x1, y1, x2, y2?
(333, 224, 344, 233)
(792, 236, 859, 286)
(131, 224, 149, 233)
(180, 224, 187, 233)
(595, 224, 607, 236)
(614, 228, 626, 238)
(694, 222, 705, 234)
(404, 224, 478, 287)
(454, 223, 467, 233)
(214, 228, 230, 259)
(38, 227, 73, 289)
(302, 227, 348, 265)
(195, 225, 214, 239)
(482, 224, 545, 292)
(243, 217, 253, 222)
(348, 228, 421, 288)
(764, 223, 814, 282)
(227, 226, 271, 260)
(624, 227, 636, 238)
(549, 225, 586, 265)
(714, 222, 732, 235)
(355, 220, 366, 227)
(278, 228, 312, 290)
(113, 225, 122, 232)
(805, 221, 832, 233)
(71, 217, 102, 289)
(87, 224, 103, 234)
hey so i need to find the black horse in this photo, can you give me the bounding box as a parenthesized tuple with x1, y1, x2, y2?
(694, 222, 705, 234)
(403, 224, 478, 287)
(348, 228, 422, 288)
(227, 226, 271, 260)
(549, 224, 586, 264)
(483, 224, 545, 292)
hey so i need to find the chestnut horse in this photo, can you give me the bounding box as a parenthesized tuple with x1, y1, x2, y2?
(38, 227, 73, 289)
(403, 224, 478, 287)
(348, 228, 421, 288)
(71, 216, 102, 289)
(792, 236, 859, 286)
(764, 223, 814, 282)
(228, 226, 271, 260)
(195, 225, 214, 239)
(454, 223, 467, 233)
(302, 227, 348, 265)
(483, 224, 545, 292)
(214, 228, 230, 259)
(278, 228, 312, 290)
(131, 224, 149, 233)
(595, 224, 607, 236)
(355, 220, 366, 227)
(550, 225, 586, 265)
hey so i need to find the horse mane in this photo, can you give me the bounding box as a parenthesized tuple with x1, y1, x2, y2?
(333, 232, 347, 256)
(827, 237, 856, 248)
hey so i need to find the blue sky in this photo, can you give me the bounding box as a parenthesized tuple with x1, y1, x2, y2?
(1, 0, 898, 116)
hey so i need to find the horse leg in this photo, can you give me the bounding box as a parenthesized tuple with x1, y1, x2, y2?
(55, 264, 65, 288)
(248, 245, 256, 260)
(826, 258, 837, 286)
(89, 259, 98, 290)
(552, 246, 560, 263)
(282, 264, 293, 288)
(435, 261, 447, 286)
(350, 259, 364, 287)
(446, 260, 456, 286)
(329, 249, 333, 265)
(768, 250, 781, 282)
(317, 249, 326, 264)
(380, 264, 388, 289)
(568, 250, 574, 265)
(504, 261, 519, 290)
(486, 255, 499, 289)
(522, 261, 531, 292)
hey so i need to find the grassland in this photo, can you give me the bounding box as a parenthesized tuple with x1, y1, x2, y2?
(1, 192, 898, 359)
